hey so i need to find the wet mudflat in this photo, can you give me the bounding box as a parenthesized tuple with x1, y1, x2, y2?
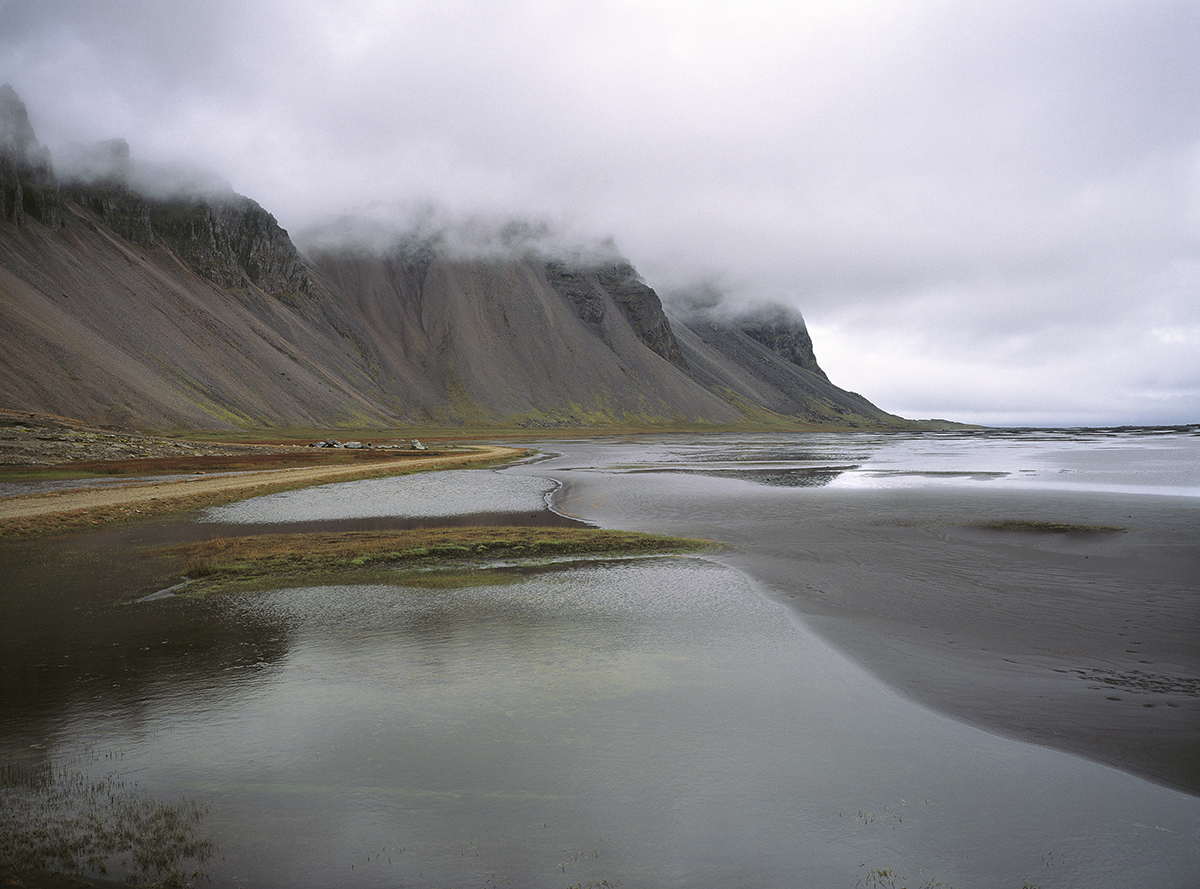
(519, 430, 1200, 795)
(2, 436, 1199, 888)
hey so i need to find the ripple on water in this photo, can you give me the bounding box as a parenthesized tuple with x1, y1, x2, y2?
(197, 470, 557, 523)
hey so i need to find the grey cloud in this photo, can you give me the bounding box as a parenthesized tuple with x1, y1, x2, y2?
(2, 0, 1197, 425)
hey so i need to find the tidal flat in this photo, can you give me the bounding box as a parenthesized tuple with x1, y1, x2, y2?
(2, 431, 1199, 888)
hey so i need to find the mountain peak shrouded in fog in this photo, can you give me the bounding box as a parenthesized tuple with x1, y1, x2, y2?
(0, 85, 909, 431)
(0, 83, 42, 161)
(297, 203, 626, 269)
(60, 145, 235, 205)
(0, 82, 60, 228)
(7, 1, 1195, 425)
(57, 137, 132, 185)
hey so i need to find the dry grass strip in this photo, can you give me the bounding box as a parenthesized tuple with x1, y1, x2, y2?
(0, 447, 523, 539)
(152, 527, 717, 591)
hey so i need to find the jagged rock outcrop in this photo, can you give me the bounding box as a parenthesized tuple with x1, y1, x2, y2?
(217, 199, 313, 298)
(0, 84, 62, 229)
(736, 306, 827, 379)
(150, 197, 313, 298)
(545, 259, 687, 370)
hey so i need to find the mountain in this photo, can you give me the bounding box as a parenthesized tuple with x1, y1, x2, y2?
(0, 86, 908, 432)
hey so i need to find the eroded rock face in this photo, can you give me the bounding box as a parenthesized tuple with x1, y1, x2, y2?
(737, 307, 827, 379)
(544, 261, 606, 324)
(147, 196, 312, 297)
(218, 199, 313, 298)
(596, 262, 687, 370)
(0, 83, 62, 229)
(545, 259, 688, 370)
(68, 184, 155, 245)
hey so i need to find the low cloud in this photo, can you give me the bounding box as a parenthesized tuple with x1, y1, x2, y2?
(3, 0, 1198, 425)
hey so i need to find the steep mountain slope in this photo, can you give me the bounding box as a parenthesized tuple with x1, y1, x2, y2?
(0, 204, 391, 428)
(307, 248, 745, 427)
(672, 311, 897, 426)
(0, 86, 907, 431)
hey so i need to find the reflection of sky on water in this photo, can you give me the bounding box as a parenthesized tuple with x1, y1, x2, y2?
(548, 429, 1200, 497)
(42, 559, 1200, 889)
(8, 430, 1197, 888)
(645, 465, 859, 487)
(197, 469, 557, 523)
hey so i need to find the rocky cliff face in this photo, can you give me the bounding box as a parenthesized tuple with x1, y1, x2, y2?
(0, 85, 905, 431)
(735, 306, 827, 380)
(59, 139, 154, 245)
(545, 259, 687, 370)
(0, 84, 62, 229)
(149, 197, 313, 298)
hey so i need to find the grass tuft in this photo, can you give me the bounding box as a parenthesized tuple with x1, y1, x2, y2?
(150, 527, 718, 594)
(972, 520, 1126, 534)
(0, 758, 214, 887)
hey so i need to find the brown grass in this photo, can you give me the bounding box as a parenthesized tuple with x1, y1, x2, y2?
(973, 520, 1127, 533)
(0, 447, 446, 481)
(153, 527, 716, 592)
(0, 449, 524, 539)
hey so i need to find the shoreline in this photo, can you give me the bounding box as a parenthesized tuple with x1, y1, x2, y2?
(0, 445, 524, 538)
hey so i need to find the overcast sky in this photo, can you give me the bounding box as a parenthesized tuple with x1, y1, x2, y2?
(3, 0, 1198, 426)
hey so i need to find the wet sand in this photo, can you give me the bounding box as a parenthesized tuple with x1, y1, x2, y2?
(544, 457, 1200, 796)
(711, 485, 1200, 796)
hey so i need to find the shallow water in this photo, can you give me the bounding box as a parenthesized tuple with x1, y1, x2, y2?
(0, 472, 199, 499)
(508, 432, 1200, 790)
(538, 426, 1200, 497)
(198, 470, 560, 524)
(2, 431, 1198, 888)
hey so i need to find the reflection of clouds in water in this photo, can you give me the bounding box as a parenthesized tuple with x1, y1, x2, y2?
(577, 430, 1200, 497)
(833, 469, 1011, 489)
(198, 469, 556, 523)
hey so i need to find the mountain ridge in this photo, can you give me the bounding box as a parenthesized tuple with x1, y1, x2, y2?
(0, 85, 913, 432)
